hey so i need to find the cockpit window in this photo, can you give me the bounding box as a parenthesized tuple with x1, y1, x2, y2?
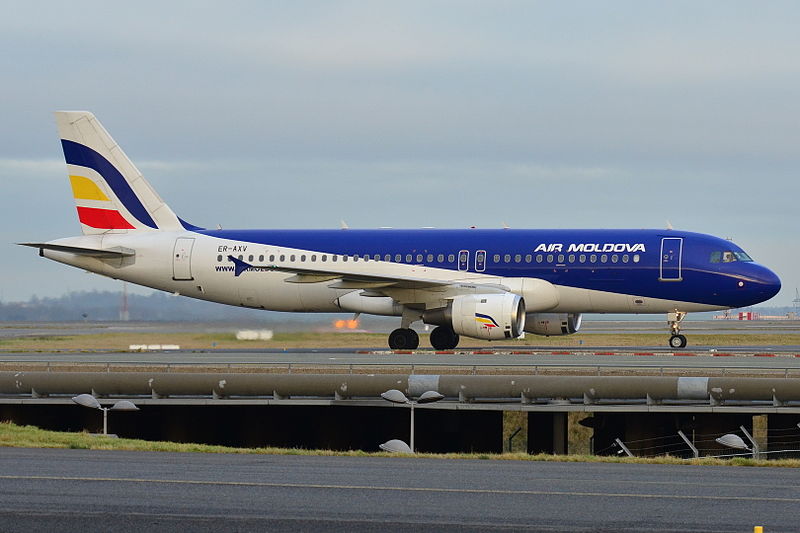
(710, 250, 753, 263)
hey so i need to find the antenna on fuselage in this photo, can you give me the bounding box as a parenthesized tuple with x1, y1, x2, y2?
(666, 220, 673, 230)
(340, 220, 349, 230)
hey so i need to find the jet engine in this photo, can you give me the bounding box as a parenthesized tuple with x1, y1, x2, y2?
(423, 293, 525, 340)
(524, 313, 582, 336)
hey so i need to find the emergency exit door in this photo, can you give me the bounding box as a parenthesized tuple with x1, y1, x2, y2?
(458, 250, 469, 272)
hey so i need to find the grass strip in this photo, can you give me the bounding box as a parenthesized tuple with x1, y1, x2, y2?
(1, 421, 798, 467)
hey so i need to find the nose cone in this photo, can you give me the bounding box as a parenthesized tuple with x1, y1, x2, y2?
(747, 264, 782, 304)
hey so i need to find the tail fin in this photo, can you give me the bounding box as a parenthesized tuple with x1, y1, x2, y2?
(55, 111, 194, 234)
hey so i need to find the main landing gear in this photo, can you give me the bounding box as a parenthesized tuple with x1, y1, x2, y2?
(430, 326, 460, 350)
(667, 311, 687, 349)
(388, 326, 461, 350)
(388, 328, 419, 350)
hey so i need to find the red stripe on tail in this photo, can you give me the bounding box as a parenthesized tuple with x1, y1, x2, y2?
(76, 206, 135, 229)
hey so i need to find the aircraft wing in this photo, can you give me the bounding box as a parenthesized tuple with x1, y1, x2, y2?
(226, 255, 502, 292)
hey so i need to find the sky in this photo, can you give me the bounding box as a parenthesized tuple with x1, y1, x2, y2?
(1, 0, 798, 306)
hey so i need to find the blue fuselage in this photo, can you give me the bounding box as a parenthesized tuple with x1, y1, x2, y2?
(198, 228, 781, 309)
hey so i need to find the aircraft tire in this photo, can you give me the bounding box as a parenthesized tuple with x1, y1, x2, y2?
(430, 326, 459, 350)
(669, 334, 687, 349)
(389, 328, 419, 350)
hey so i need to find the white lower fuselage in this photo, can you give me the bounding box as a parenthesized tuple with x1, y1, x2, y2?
(42, 231, 725, 316)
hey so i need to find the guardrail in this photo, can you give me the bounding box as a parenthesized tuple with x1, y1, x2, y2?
(2, 371, 800, 405)
(2, 360, 800, 378)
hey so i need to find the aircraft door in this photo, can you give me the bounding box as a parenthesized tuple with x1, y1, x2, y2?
(475, 250, 486, 272)
(173, 237, 195, 281)
(458, 250, 469, 272)
(659, 237, 683, 281)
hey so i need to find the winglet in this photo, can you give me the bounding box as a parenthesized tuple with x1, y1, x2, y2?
(227, 255, 252, 277)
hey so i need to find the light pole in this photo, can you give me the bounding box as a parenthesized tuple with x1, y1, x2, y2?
(380, 389, 444, 453)
(72, 394, 139, 436)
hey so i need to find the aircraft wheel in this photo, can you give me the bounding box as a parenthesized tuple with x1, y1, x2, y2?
(669, 334, 687, 349)
(389, 328, 419, 350)
(430, 326, 460, 350)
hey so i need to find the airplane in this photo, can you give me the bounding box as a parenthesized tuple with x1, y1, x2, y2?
(21, 111, 781, 350)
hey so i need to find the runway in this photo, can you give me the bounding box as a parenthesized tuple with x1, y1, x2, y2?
(2, 348, 800, 375)
(0, 448, 795, 532)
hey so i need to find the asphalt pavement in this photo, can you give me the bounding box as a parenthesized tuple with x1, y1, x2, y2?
(0, 448, 795, 532)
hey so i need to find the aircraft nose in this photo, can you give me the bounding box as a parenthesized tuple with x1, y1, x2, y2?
(750, 264, 781, 301)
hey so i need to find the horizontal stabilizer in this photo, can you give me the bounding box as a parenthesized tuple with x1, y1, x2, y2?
(18, 242, 135, 258)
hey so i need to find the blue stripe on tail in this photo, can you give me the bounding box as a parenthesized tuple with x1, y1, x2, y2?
(61, 139, 158, 229)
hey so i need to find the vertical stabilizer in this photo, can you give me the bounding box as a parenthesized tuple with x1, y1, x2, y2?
(55, 111, 187, 234)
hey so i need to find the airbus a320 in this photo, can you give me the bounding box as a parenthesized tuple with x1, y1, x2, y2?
(22, 112, 782, 350)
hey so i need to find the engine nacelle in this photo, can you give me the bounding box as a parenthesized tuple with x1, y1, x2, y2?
(335, 291, 403, 316)
(524, 313, 582, 336)
(423, 293, 525, 341)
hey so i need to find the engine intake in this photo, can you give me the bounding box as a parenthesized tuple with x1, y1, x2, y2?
(423, 293, 525, 341)
(524, 313, 582, 336)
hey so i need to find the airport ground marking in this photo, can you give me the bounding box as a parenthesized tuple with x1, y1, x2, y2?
(2, 474, 800, 503)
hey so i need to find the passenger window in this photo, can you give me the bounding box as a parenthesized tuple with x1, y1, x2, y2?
(353, 255, 358, 262)
(248, 255, 254, 261)
(438, 254, 444, 262)
(525, 254, 532, 263)
(622, 255, 629, 263)
(426, 254, 433, 262)
(290, 255, 295, 262)
(536, 255, 543, 263)
(416, 254, 423, 263)
(568, 254, 575, 263)
(600, 254, 607, 263)
(395, 254, 402, 262)
(321, 255, 327, 262)
(406, 254, 413, 262)
(590, 255, 597, 263)
(269, 255, 275, 262)
(374, 254, 381, 261)
(547, 254, 554, 263)
(448, 254, 455, 262)
(300, 255, 306, 262)
(332, 255, 337, 262)
(579, 254, 586, 263)
(279, 255, 285, 262)
(493, 254, 501, 263)
(611, 255, 618, 264)
(504, 254, 511, 263)
(311, 255, 316, 262)
(217, 255, 222, 262)
(258, 255, 264, 262)
(557, 254, 565, 264)
(514, 254, 521, 263)
(633, 254, 640, 263)
(343, 256, 348, 262)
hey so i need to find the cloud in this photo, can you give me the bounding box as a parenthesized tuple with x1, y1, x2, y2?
(0, 159, 63, 178)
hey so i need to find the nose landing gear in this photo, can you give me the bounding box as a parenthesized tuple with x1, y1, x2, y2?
(667, 311, 687, 348)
